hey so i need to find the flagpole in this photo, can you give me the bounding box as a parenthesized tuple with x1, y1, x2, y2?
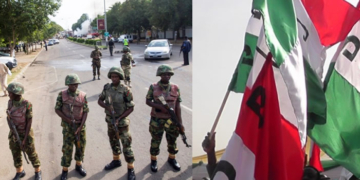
(210, 90, 230, 139)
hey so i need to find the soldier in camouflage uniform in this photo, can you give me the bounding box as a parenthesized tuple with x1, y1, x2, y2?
(120, 46, 135, 88)
(6, 82, 42, 180)
(55, 74, 88, 180)
(97, 67, 136, 180)
(145, 64, 184, 172)
(90, 46, 102, 81)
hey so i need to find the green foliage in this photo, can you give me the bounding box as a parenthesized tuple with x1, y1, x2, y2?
(85, 39, 100, 45)
(77, 38, 85, 43)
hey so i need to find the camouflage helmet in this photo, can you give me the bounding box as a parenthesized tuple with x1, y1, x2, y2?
(65, 74, 81, 85)
(107, 66, 124, 80)
(156, 64, 174, 76)
(123, 46, 130, 52)
(7, 82, 24, 95)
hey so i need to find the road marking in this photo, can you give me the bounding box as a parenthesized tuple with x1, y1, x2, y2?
(144, 87, 192, 112)
(25, 66, 58, 93)
(80, 54, 84, 58)
(102, 65, 108, 68)
(81, 60, 86, 64)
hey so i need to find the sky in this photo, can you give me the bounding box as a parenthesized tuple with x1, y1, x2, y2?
(49, 0, 124, 32)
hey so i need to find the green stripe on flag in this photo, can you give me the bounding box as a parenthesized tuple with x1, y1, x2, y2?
(228, 33, 258, 92)
(309, 69, 360, 177)
(252, 0, 297, 65)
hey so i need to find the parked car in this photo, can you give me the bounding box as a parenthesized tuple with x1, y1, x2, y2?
(0, 56, 17, 70)
(0, 52, 10, 56)
(118, 34, 134, 43)
(48, 40, 54, 46)
(54, 39, 60, 44)
(144, 39, 173, 60)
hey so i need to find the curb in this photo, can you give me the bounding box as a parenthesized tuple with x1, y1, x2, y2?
(10, 48, 44, 83)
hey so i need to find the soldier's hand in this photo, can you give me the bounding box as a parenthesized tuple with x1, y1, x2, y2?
(202, 132, 216, 153)
(21, 139, 26, 150)
(178, 124, 185, 133)
(75, 127, 81, 135)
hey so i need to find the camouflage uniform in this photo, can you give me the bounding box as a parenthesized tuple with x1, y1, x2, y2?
(146, 81, 182, 156)
(99, 80, 135, 164)
(90, 47, 102, 76)
(121, 47, 134, 84)
(55, 75, 89, 167)
(8, 97, 41, 168)
(7, 82, 40, 168)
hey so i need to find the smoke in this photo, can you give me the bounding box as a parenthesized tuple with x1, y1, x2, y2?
(74, 20, 91, 36)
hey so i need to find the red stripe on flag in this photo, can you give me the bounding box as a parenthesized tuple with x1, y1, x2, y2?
(301, 0, 360, 46)
(309, 143, 324, 172)
(235, 53, 304, 180)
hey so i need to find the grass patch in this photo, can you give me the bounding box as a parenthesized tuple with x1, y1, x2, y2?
(7, 62, 29, 83)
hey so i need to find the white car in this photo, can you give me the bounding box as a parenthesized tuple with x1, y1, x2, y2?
(54, 39, 60, 44)
(144, 39, 173, 60)
(118, 34, 134, 43)
(0, 56, 17, 70)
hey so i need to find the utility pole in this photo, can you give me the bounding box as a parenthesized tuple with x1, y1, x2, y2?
(104, 0, 108, 45)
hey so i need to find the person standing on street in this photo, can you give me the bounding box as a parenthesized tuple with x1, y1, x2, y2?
(146, 64, 184, 172)
(43, 40, 47, 51)
(109, 38, 115, 56)
(180, 36, 191, 66)
(90, 46, 102, 81)
(120, 47, 135, 88)
(97, 67, 136, 180)
(55, 74, 88, 180)
(6, 82, 42, 180)
(123, 37, 129, 47)
(0, 63, 10, 96)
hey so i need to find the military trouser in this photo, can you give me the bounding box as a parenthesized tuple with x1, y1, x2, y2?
(92, 59, 101, 76)
(121, 65, 131, 81)
(61, 124, 86, 167)
(149, 117, 180, 156)
(9, 128, 41, 168)
(107, 123, 135, 163)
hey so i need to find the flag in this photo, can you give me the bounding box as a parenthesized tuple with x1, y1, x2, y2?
(213, 54, 304, 180)
(308, 20, 360, 177)
(301, 0, 360, 46)
(309, 141, 324, 172)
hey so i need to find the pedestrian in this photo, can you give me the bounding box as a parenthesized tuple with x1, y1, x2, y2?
(97, 67, 136, 180)
(109, 38, 115, 56)
(180, 36, 191, 66)
(43, 40, 47, 51)
(90, 46, 102, 81)
(145, 64, 184, 172)
(15, 44, 19, 52)
(123, 37, 129, 47)
(55, 74, 88, 180)
(120, 47, 135, 88)
(6, 82, 42, 180)
(22, 44, 26, 53)
(0, 63, 10, 96)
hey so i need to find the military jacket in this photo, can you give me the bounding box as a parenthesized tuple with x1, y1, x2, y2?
(121, 52, 133, 66)
(91, 50, 102, 60)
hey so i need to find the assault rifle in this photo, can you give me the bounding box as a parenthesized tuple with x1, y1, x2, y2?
(108, 96, 120, 139)
(6, 110, 29, 164)
(158, 95, 191, 147)
(69, 102, 83, 162)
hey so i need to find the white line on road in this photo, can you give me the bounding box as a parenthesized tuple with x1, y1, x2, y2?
(80, 54, 84, 58)
(81, 60, 86, 64)
(102, 65, 108, 68)
(144, 87, 192, 112)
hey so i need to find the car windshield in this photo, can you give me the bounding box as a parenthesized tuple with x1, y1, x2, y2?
(148, 41, 168, 47)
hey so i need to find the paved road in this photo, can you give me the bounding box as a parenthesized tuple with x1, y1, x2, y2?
(0, 39, 192, 180)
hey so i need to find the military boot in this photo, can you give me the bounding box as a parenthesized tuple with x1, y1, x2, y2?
(35, 171, 42, 180)
(93, 76, 95, 81)
(150, 160, 157, 172)
(60, 170, 68, 180)
(13, 170, 25, 180)
(98, 76, 100, 80)
(75, 165, 87, 177)
(167, 158, 181, 171)
(104, 160, 121, 170)
(128, 168, 136, 180)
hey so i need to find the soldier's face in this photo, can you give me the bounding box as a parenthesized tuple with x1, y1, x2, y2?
(111, 74, 120, 84)
(160, 73, 172, 83)
(8, 92, 21, 101)
(68, 84, 78, 92)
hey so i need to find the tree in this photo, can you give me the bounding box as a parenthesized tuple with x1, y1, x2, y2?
(0, 0, 61, 56)
(148, 0, 178, 39)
